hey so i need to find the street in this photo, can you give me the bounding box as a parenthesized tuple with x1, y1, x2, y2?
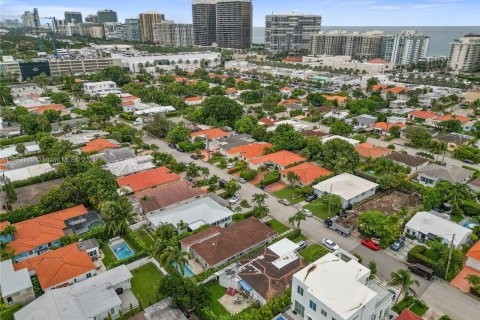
(142, 132, 480, 320)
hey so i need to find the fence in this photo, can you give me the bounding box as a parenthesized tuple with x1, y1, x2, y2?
(128, 220, 148, 231)
(125, 256, 168, 276)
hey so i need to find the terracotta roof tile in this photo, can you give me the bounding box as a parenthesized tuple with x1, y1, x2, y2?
(116, 166, 180, 192)
(259, 117, 275, 126)
(434, 114, 470, 123)
(368, 58, 389, 64)
(30, 104, 65, 114)
(374, 122, 406, 131)
(467, 241, 480, 261)
(408, 110, 438, 120)
(249, 150, 305, 167)
(191, 128, 229, 140)
(226, 142, 272, 159)
(322, 95, 347, 102)
(395, 309, 424, 320)
(355, 143, 392, 159)
(80, 139, 120, 153)
(184, 96, 204, 102)
(281, 162, 332, 185)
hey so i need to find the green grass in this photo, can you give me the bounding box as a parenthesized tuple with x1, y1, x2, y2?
(299, 244, 330, 263)
(290, 234, 307, 243)
(204, 281, 229, 316)
(451, 214, 464, 223)
(134, 229, 156, 247)
(100, 241, 117, 266)
(267, 218, 289, 234)
(303, 199, 336, 220)
(131, 263, 164, 308)
(273, 187, 306, 204)
(393, 296, 429, 317)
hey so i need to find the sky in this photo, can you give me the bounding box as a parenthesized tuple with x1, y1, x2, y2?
(0, 0, 479, 26)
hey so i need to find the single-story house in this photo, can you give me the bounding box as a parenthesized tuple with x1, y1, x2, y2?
(323, 110, 349, 120)
(80, 138, 120, 153)
(134, 180, 206, 214)
(0, 163, 54, 184)
(0, 260, 35, 306)
(280, 162, 332, 186)
(451, 241, 480, 293)
(0, 142, 40, 159)
(91, 147, 136, 164)
(58, 130, 110, 145)
(14, 243, 96, 291)
(321, 135, 361, 146)
(144, 297, 188, 320)
(116, 166, 180, 193)
(216, 238, 306, 305)
(313, 173, 379, 209)
(215, 134, 255, 154)
(191, 128, 230, 142)
(226, 142, 272, 160)
(105, 155, 156, 177)
(355, 143, 392, 159)
(14, 265, 138, 320)
(147, 196, 233, 231)
(433, 133, 471, 151)
(407, 110, 438, 122)
(345, 114, 377, 130)
(184, 96, 204, 106)
(466, 241, 480, 271)
(426, 114, 470, 128)
(248, 150, 305, 170)
(385, 151, 429, 173)
(372, 122, 406, 135)
(417, 164, 474, 187)
(404, 211, 472, 247)
(6, 178, 64, 211)
(180, 217, 277, 269)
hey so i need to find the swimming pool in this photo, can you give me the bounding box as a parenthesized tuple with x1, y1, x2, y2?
(463, 219, 479, 230)
(172, 261, 194, 277)
(110, 240, 135, 260)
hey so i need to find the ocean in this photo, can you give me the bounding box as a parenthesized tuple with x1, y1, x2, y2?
(252, 26, 480, 56)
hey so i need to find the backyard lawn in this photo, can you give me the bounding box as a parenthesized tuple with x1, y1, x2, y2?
(100, 241, 117, 266)
(268, 218, 289, 234)
(273, 187, 306, 204)
(204, 281, 229, 316)
(131, 263, 164, 308)
(134, 228, 156, 247)
(299, 244, 330, 263)
(303, 199, 336, 220)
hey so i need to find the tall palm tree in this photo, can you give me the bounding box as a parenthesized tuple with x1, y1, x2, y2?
(286, 171, 300, 188)
(289, 212, 306, 228)
(100, 200, 135, 236)
(252, 193, 268, 207)
(159, 246, 190, 276)
(176, 220, 189, 232)
(389, 269, 420, 304)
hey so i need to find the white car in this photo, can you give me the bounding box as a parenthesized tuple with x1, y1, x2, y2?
(226, 163, 236, 169)
(300, 209, 313, 217)
(229, 194, 240, 204)
(321, 238, 340, 251)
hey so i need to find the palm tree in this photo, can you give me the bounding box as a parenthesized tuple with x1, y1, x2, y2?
(286, 171, 300, 188)
(0, 224, 16, 238)
(252, 193, 268, 207)
(289, 212, 306, 228)
(466, 274, 480, 293)
(200, 167, 210, 179)
(389, 269, 420, 304)
(186, 163, 201, 181)
(176, 220, 188, 232)
(100, 200, 135, 236)
(159, 246, 190, 276)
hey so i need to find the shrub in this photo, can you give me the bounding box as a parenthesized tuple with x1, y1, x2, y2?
(165, 111, 180, 118)
(286, 229, 302, 241)
(461, 200, 480, 216)
(0, 304, 22, 320)
(106, 251, 147, 269)
(261, 171, 280, 185)
(0, 135, 35, 147)
(240, 169, 258, 181)
(11, 170, 64, 188)
(407, 245, 437, 269)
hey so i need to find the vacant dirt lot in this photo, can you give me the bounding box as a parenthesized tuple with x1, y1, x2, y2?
(356, 190, 421, 215)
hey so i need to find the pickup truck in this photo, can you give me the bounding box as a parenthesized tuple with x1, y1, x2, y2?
(324, 216, 353, 236)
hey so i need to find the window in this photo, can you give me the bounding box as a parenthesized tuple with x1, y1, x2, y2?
(297, 286, 304, 296)
(7, 297, 13, 305)
(86, 273, 92, 278)
(309, 300, 317, 311)
(110, 308, 116, 315)
(294, 301, 305, 317)
(321, 309, 327, 317)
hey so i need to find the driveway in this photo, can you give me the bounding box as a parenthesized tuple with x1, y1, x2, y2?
(385, 238, 416, 262)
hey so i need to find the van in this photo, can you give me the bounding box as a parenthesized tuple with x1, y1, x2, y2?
(296, 241, 307, 251)
(408, 263, 435, 280)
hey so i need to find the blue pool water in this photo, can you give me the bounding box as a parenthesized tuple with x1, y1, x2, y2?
(172, 261, 195, 277)
(464, 221, 479, 230)
(110, 241, 135, 260)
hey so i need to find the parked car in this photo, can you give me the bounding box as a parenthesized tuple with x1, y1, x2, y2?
(463, 159, 475, 165)
(278, 198, 291, 206)
(361, 239, 380, 251)
(305, 193, 318, 202)
(408, 263, 435, 280)
(190, 154, 199, 160)
(300, 209, 312, 217)
(390, 236, 406, 251)
(176, 146, 185, 152)
(185, 176, 193, 182)
(226, 163, 236, 169)
(296, 241, 307, 251)
(229, 194, 240, 204)
(219, 179, 227, 188)
(238, 178, 247, 184)
(321, 238, 340, 251)
(168, 143, 176, 148)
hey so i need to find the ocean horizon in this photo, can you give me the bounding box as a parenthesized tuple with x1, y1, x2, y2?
(252, 26, 480, 56)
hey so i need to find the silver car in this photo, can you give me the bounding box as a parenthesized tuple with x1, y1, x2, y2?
(321, 238, 340, 251)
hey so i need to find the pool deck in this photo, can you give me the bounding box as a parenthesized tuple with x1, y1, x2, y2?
(108, 238, 135, 260)
(187, 258, 204, 275)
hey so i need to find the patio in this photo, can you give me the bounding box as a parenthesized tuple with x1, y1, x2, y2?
(186, 258, 204, 275)
(218, 292, 252, 315)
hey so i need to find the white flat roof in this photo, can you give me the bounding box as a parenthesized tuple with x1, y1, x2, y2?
(405, 211, 472, 246)
(105, 155, 155, 177)
(1, 163, 54, 184)
(0, 260, 32, 297)
(294, 253, 376, 320)
(313, 173, 378, 201)
(268, 238, 299, 257)
(147, 197, 233, 230)
(321, 135, 360, 146)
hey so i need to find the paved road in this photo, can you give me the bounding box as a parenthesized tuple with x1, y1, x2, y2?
(142, 132, 480, 320)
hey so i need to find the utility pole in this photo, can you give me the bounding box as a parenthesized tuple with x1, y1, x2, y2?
(445, 233, 455, 280)
(328, 185, 332, 216)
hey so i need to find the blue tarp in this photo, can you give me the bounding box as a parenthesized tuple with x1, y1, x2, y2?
(239, 279, 252, 292)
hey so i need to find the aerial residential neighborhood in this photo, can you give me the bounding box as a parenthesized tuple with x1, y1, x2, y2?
(0, 2, 479, 320)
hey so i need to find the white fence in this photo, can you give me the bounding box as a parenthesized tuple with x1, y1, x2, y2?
(125, 257, 168, 275)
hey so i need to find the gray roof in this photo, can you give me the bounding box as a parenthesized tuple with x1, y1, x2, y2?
(77, 238, 99, 251)
(14, 265, 132, 320)
(4, 157, 39, 170)
(144, 298, 188, 320)
(216, 134, 255, 150)
(418, 164, 474, 184)
(8, 83, 37, 89)
(352, 114, 377, 125)
(10, 178, 64, 210)
(434, 133, 471, 145)
(91, 147, 136, 163)
(385, 152, 429, 168)
(0, 260, 32, 297)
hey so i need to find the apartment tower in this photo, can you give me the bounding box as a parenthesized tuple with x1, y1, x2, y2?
(380, 30, 430, 66)
(192, 0, 217, 46)
(97, 9, 118, 23)
(448, 34, 480, 73)
(140, 12, 165, 43)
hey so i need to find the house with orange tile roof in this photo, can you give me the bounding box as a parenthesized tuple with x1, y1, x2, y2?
(0, 205, 93, 262)
(30, 104, 66, 114)
(249, 150, 305, 170)
(277, 98, 305, 108)
(14, 243, 96, 291)
(407, 110, 438, 122)
(384, 86, 406, 94)
(371, 84, 388, 91)
(80, 138, 120, 153)
(280, 162, 332, 186)
(355, 143, 392, 159)
(226, 142, 272, 160)
(368, 58, 390, 65)
(184, 96, 204, 106)
(280, 87, 294, 97)
(466, 241, 480, 271)
(259, 117, 275, 126)
(116, 166, 180, 193)
(373, 122, 406, 135)
(282, 57, 302, 64)
(191, 128, 230, 141)
(426, 114, 471, 127)
(395, 309, 423, 320)
(451, 241, 480, 293)
(322, 95, 347, 105)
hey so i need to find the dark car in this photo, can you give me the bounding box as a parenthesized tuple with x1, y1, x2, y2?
(190, 154, 199, 160)
(408, 263, 435, 280)
(463, 159, 475, 165)
(219, 179, 227, 188)
(390, 236, 406, 251)
(168, 143, 176, 148)
(305, 193, 318, 202)
(176, 146, 185, 152)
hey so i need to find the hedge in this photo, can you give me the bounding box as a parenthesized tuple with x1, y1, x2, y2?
(0, 204, 44, 223)
(461, 200, 480, 216)
(261, 172, 280, 186)
(407, 245, 436, 269)
(240, 169, 258, 181)
(11, 170, 64, 188)
(0, 304, 22, 320)
(0, 135, 35, 147)
(286, 229, 302, 241)
(106, 251, 147, 269)
(124, 228, 148, 251)
(165, 111, 180, 118)
(80, 225, 110, 242)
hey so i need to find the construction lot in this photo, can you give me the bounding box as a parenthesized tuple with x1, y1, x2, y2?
(355, 190, 421, 215)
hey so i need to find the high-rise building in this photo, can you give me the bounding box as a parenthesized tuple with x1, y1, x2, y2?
(126, 19, 142, 42)
(192, 0, 217, 46)
(0, 19, 21, 29)
(139, 12, 165, 42)
(380, 30, 430, 66)
(85, 14, 99, 23)
(104, 22, 127, 40)
(265, 13, 321, 53)
(64, 11, 83, 24)
(216, 0, 252, 49)
(154, 21, 194, 47)
(311, 30, 383, 60)
(33, 8, 40, 29)
(448, 34, 480, 73)
(97, 9, 118, 23)
(21, 11, 35, 28)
